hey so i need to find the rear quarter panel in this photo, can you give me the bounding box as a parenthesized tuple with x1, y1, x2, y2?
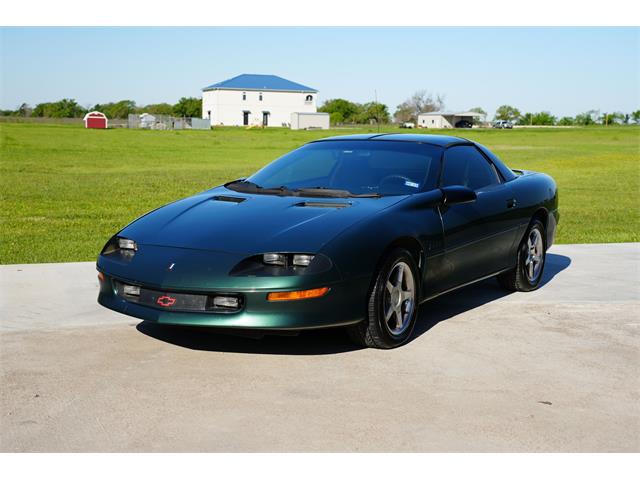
(507, 171, 559, 247)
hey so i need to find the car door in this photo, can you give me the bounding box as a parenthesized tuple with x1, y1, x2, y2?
(438, 144, 519, 290)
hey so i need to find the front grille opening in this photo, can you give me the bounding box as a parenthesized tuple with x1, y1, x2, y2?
(114, 281, 243, 313)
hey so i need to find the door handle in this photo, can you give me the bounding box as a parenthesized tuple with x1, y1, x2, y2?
(507, 198, 517, 209)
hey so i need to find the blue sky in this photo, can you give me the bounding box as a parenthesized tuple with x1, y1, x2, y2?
(1, 27, 638, 117)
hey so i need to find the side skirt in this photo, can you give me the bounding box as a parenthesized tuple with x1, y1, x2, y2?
(418, 266, 513, 305)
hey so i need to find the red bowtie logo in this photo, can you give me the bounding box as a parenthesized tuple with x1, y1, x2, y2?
(156, 295, 176, 307)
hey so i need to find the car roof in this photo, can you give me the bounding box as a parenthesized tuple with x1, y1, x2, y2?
(311, 133, 472, 147)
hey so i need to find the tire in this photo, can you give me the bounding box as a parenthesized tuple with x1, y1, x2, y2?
(347, 248, 419, 349)
(498, 219, 546, 292)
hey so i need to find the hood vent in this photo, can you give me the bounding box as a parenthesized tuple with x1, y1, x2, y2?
(212, 195, 247, 204)
(295, 201, 350, 209)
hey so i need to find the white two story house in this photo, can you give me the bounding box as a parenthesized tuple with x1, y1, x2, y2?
(202, 74, 318, 127)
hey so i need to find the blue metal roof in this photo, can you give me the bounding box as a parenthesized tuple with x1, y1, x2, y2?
(203, 74, 317, 93)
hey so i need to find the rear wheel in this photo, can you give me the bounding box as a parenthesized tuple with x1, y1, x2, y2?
(498, 219, 546, 292)
(347, 248, 419, 349)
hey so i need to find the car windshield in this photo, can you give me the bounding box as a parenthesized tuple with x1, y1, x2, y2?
(238, 140, 441, 197)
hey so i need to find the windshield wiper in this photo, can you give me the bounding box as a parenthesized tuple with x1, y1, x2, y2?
(293, 187, 381, 198)
(226, 180, 293, 196)
(225, 179, 261, 190)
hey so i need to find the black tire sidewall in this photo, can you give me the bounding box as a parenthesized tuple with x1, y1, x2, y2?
(371, 248, 420, 347)
(518, 220, 546, 290)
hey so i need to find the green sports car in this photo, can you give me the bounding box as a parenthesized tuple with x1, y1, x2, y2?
(97, 133, 559, 348)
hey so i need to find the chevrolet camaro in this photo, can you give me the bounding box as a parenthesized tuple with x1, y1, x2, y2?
(97, 133, 559, 348)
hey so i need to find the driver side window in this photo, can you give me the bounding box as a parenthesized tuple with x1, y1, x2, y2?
(442, 146, 500, 191)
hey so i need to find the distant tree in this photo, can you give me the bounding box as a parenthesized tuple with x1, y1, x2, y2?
(31, 102, 50, 117)
(17, 103, 32, 117)
(328, 112, 344, 125)
(518, 112, 556, 126)
(495, 105, 521, 123)
(140, 103, 174, 115)
(93, 100, 137, 119)
(519, 112, 533, 126)
(469, 107, 487, 125)
(393, 102, 415, 124)
(631, 110, 640, 124)
(357, 102, 390, 124)
(533, 111, 556, 125)
(319, 98, 361, 124)
(557, 116, 575, 126)
(574, 110, 598, 126)
(600, 112, 624, 125)
(32, 99, 85, 118)
(173, 97, 202, 118)
(394, 90, 444, 123)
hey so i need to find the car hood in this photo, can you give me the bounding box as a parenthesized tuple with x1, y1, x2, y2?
(118, 186, 407, 255)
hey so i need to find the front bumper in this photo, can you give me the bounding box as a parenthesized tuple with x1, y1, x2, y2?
(97, 272, 369, 330)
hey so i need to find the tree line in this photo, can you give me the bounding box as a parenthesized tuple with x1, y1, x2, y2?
(493, 105, 640, 126)
(320, 92, 640, 126)
(2, 93, 638, 126)
(0, 97, 203, 119)
(319, 90, 447, 125)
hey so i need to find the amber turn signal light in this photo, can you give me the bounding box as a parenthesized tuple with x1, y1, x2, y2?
(267, 287, 330, 302)
(97, 272, 105, 283)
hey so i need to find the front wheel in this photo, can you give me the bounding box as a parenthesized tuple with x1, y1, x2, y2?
(498, 219, 546, 292)
(347, 248, 419, 349)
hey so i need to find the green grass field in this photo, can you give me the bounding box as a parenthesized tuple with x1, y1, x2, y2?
(1, 123, 638, 264)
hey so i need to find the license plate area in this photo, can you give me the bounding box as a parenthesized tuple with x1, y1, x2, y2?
(114, 281, 242, 313)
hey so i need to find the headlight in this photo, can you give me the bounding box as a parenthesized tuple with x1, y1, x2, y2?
(263, 253, 286, 266)
(262, 253, 315, 267)
(101, 236, 138, 255)
(118, 238, 137, 251)
(292, 254, 314, 267)
(231, 253, 330, 276)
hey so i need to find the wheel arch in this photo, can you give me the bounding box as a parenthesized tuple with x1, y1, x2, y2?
(530, 207, 550, 245)
(384, 236, 423, 270)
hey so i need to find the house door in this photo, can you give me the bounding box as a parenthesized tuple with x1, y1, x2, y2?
(243, 111, 250, 126)
(262, 112, 270, 126)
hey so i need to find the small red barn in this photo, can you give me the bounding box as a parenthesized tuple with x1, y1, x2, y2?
(84, 111, 108, 129)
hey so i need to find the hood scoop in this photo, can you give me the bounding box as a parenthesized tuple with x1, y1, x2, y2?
(212, 195, 247, 204)
(294, 201, 350, 209)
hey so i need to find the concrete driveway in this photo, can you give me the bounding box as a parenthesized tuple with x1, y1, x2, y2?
(1, 243, 638, 452)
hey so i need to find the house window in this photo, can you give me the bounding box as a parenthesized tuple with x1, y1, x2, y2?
(259, 93, 263, 101)
(242, 92, 246, 101)
(305, 95, 313, 103)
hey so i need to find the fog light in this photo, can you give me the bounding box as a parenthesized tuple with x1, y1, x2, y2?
(213, 296, 239, 309)
(267, 287, 330, 302)
(123, 284, 140, 296)
(263, 253, 286, 266)
(292, 254, 314, 267)
(118, 238, 137, 251)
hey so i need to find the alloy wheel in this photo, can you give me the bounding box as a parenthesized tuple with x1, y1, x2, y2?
(383, 261, 416, 335)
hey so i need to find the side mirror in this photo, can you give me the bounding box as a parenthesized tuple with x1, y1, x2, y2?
(441, 185, 477, 206)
